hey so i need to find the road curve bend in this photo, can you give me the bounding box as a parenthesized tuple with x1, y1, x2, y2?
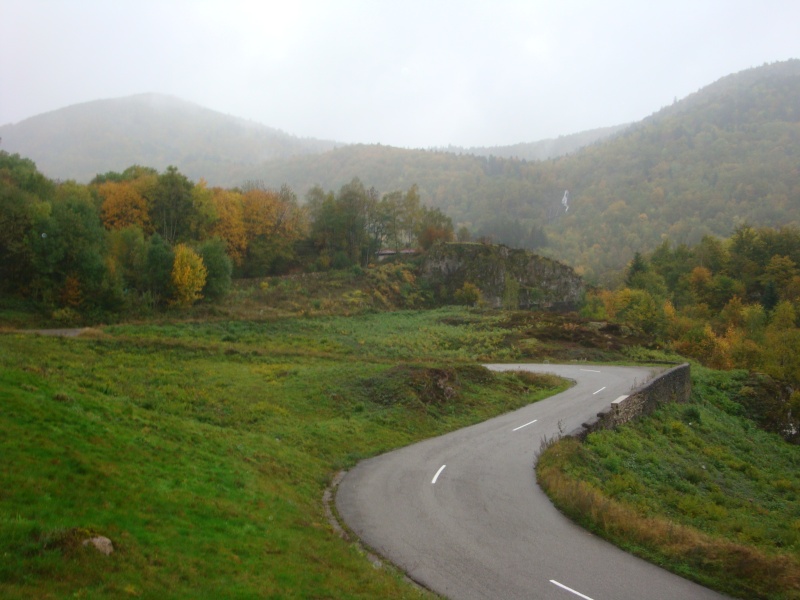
(336, 364, 730, 600)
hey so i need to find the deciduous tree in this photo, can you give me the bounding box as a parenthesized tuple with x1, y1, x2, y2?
(198, 237, 232, 301)
(0, 183, 37, 291)
(144, 233, 174, 305)
(106, 225, 147, 291)
(29, 182, 107, 307)
(98, 180, 151, 231)
(170, 243, 207, 307)
(151, 166, 194, 244)
(209, 188, 246, 266)
(241, 184, 307, 276)
(189, 179, 218, 240)
(417, 205, 454, 250)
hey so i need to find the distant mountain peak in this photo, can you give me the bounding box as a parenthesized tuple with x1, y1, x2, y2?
(0, 93, 342, 185)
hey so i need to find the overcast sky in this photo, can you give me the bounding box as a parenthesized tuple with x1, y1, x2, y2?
(1, 0, 798, 148)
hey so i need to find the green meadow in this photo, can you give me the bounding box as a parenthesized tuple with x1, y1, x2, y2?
(4, 304, 800, 599)
(0, 308, 567, 599)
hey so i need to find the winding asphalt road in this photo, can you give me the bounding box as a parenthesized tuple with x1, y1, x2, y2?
(336, 364, 731, 600)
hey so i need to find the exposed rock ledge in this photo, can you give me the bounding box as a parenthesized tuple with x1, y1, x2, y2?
(421, 243, 585, 310)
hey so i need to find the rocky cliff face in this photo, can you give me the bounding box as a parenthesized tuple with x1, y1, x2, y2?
(421, 243, 585, 310)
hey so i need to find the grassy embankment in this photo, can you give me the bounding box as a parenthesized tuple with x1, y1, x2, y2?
(0, 307, 569, 599)
(537, 366, 800, 600)
(5, 270, 796, 600)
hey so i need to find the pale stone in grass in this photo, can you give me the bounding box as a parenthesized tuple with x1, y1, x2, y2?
(82, 536, 114, 555)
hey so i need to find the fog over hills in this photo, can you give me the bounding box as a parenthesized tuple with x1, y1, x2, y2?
(0, 93, 341, 184)
(3, 60, 800, 283)
(235, 60, 800, 281)
(0, 93, 625, 186)
(447, 124, 631, 162)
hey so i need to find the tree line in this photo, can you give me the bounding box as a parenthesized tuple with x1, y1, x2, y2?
(0, 151, 453, 318)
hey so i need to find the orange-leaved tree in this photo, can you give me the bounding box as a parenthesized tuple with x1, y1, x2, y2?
(210, 188, 246, 266)
(241, 185, 307, 276)
(98, 180, 152, 232)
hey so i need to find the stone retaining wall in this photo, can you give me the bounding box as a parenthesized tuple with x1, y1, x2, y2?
(569, 363, 691, 440)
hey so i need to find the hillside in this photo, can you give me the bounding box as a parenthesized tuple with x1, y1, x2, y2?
(253, 54, 792, 284)
(0, 94, 622, 190)
(0, 94, 341, 185)
(539, 59, 800, 281)
(446, 123, 630, 161)
(246, 60, 800, 283)
(1, 302, 796, 599)
(3, 61, 799, 284)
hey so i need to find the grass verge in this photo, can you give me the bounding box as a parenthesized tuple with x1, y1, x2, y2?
(536, 365, 800, 600)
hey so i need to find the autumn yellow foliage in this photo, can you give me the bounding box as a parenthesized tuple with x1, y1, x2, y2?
(210, 188, 246, 265)
(170, 244, 207, 307)
(98, 180, 152, 231)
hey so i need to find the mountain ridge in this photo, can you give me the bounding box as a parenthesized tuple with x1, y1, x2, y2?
(240, 60, 800, 281)
(0, 93, 342, 184)
(0, 92, 626, 186)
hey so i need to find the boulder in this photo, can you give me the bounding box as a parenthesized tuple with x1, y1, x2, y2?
(82, 536, 114, 556)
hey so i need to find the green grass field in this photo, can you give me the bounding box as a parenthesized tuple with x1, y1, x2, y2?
(4, 303, 799, 599)
(0, 308, 567, 599)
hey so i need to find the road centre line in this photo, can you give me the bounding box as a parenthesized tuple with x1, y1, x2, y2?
(550, 579, 595, 600)
(431, 465, 446, 484)
(580, 368, 601, 373)
(592, 386, 606, 395)
(512, 419, 538, 432)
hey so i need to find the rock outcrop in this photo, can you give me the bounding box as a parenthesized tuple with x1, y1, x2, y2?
(421, 243, 585, 310)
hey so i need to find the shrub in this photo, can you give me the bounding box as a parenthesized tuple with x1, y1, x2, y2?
(170, 244, 207, 307)
(454, 282, 482, 306)
(198, 237, 233, 301)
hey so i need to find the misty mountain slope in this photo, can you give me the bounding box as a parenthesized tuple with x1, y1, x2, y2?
(0, 94, 341, 184)
(0, 92, 627, 190)
(535, 59, 800, 280)
(239, 124, 629, 207)
(450, 124, 630, 161)
(235, 123, 631, 198)
(246, 61, 800, 283)
(2, 60, 799, 284)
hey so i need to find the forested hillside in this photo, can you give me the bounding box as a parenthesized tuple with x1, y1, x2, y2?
(587, 224, 800, 442)
(0, 94, 340, 185)
(247, 60, 800, 283)
(438, 123, 629, 161)
(540, 59, 800, 282)
(0, 94, 620, 190)
(3, 61, 799, 284)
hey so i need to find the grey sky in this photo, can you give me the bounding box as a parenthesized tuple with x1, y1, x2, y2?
(1, 0, 798, 148)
